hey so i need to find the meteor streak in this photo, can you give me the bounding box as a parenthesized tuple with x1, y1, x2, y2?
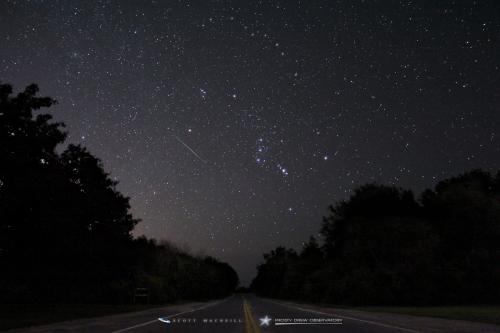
(174, 136, 207, 163)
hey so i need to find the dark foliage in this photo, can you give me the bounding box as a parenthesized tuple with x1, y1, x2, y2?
(0, 83, 238, 304)
(251, 174, 500, 305)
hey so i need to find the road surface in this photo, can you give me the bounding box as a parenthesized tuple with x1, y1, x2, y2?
(12, 294, 500, 333)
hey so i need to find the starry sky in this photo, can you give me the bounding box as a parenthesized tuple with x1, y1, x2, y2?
(1, 1, 499, 285)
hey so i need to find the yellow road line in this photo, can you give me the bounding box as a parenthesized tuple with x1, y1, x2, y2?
(243, 298, 253, 333)
(243, 298, 262, 333)
(247, 301, 262, 333)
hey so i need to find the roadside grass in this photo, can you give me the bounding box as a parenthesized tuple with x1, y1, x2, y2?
(276, 298, 500, 326)
(0, 302, 186, 331)
(351, 306, 500, 326)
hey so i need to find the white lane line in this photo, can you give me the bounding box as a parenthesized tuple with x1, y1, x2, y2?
(275, 322, 343, 325)
(264, 299, 421, 333)
(111, 319, 158, 332)
(112, 296, 232, 333)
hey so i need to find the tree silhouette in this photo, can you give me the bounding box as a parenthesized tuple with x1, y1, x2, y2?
(251, 173, 500, 305)
(1, 83, 69, 301)
(0, 83, 239, 304)
(420, 170, 500, 303)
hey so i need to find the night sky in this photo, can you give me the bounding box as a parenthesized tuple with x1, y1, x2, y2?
(1, 1, 499, 285)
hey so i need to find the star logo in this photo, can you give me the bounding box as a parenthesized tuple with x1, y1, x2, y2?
(259, 315, 272, 326)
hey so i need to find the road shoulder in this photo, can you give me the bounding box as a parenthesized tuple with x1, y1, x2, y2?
(5, 299, 223, 332)
(265, 299, 500, 333)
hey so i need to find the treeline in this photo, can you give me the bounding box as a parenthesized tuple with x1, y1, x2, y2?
(0, 83, 238, 304)
(251, 171, 500, 305)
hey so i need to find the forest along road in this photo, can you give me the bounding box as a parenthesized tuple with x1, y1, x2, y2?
(11, 294, 500, 333)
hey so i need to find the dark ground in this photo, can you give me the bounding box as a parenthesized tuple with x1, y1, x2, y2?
(5, 295, 500, 333)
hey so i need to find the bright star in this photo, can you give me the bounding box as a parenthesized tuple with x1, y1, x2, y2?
(260, 315, 271, 326)
(200, 88, 207, 98)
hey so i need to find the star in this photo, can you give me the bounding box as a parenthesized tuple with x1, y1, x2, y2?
(199, 88, 207, 98)
(1, 0, 497, 289)
(259, 315, 272, 326)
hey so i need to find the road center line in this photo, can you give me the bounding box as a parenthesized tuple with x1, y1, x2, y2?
(111, 296, 232, 333)
(243, 298, 262, 333)
(243, 299, 253, 333)
(263, 299, 421, 333)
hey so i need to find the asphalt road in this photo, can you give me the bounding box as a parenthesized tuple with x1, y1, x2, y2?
(14, 295, 414, 333)
(13, 295, 500, 333)
(111, 294, 415, 333)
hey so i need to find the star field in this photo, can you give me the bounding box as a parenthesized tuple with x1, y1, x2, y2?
(1, 0, 499, 284)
